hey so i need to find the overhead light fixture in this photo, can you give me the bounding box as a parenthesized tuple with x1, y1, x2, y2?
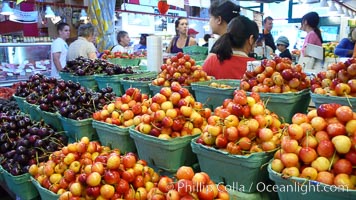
(329, 1, 338, 12)
(345, 9, 350, 17)
(337, 6, 345, 15)
(45, 5, 55, 18)
(80, 9, 87, 20)
(320, 0, 329, 7)
(1, 2, 13, 16)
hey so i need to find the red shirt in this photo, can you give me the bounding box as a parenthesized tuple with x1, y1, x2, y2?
(203, 54, 255, 79)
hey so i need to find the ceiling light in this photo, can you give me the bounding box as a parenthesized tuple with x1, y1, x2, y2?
(1, 2, 13, 16)
(45, 5, 55, 18)
(80, 9, 87, 20)
(320, 0, 329, 7)
(338, 6, 344, 15)
(345, 9, 350, 17)
(329, 2, 338, 12)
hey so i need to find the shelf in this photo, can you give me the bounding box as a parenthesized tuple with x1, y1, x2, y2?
(0, 42, 52, 47)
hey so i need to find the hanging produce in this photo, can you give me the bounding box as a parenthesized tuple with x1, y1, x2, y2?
(158, 0, 169, 15)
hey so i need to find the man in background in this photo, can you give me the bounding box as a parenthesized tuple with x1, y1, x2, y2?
(188, 28, 199, 39)
(262, 16, 276, 53)
(51, 22, 70, 78)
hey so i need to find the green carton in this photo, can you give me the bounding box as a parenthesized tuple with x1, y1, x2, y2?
(95, 74, 128, 96)
(24, 102, 42, 121)
(59, 72, 74, 82)
(30, 176, 59, 200)
(73, 75, 99, 91)
(311, 92, 356, 111)
(120, 72, 158, 96)
(191, 79, 240, 110)
(183, 46, 208, 61)
(247, 89, 311, 123)
(191, 138, 275, 193)
(59, 116, 98, 143)
(13, 95, 28, 113)
(129, 128, 198, 172)
(38, 109, 63, 131)
(268, 162, 356, 199)
(2, 171, 39, 200)
(92, 120, 136, 153)
(108, 58, 141, 67)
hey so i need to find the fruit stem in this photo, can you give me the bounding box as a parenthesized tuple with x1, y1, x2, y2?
(344, 93, 353, 108)
(328, 149, 336, 171)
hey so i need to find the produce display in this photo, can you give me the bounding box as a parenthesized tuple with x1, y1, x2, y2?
(240, 57, 310, 93)
(196, 90, 283, 154)
(311, 58, 356, 97)
(15, 74, 57, 98)
(122, 76, 156, 82)
(208, 82, 233, 89)
(270, 103, 356, 189)
(61, 56, 134, 76)
(29, 137, 160, 199)
(92, 88, 149, 126)
(323, 42, 338, 58)
(0, 87, 16, 99)
(101, 50, 146, 59)
(153, 166, 230, 199)
(0, 113, 67, 175)
(134, 82, 212, 139)
(152, 52, 211, 86)
(0, 98, 19, 115)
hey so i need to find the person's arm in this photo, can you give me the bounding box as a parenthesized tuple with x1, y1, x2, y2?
(189, 37, 197, 46)
(334, 39, 353, 57)
(52, 52, 63, 71)
(88, 43, 98, 60)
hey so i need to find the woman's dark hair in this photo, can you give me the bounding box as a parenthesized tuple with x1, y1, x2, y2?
(302, 12, 323, 43)
(209, 0, 240, 24)
(117, 31, 128, 43)
(57, 22, 69, 32)
(211, 16, 259, 62)
(174, 17, 187, 35)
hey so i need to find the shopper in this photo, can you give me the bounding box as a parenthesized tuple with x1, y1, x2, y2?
(300, 12, 323, 56)
(202, 34, 211, 47)
(262, 16, 276, 53)
(188, 28, 199, 39)
(133, 33, 149, 52)
(276, 36, 292, 60)
(67, 23, 97, 60)
(334, 28, 356, 57)
(112, 31, 131, 53)
(208, 0, 240, 36)
(51, 22, 70, 78)
(203, 16, 259, 79)
(166, 17, 197, 53)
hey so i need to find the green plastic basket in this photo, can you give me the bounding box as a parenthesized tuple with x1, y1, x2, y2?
(191, 79, 240, 110)
(59, 72, 74, 82)
(310, 92, 356, 111)
(30, 176, 59, 200)
(267, 162, 356, 199)
(59, 116, 98, 143)
(247, 89, 311, 123)
(120, 72, 158, 96)
(94, 74, 128, 96)
(38, 109, 63, 131)
(0, 165, 4, 183)
(13, 95, 28, 113)
(129, 128, 198, 173)
(72, 75, 99, 91)
(108, 58, 141, 66)
(183, 46, 208, 62)
(149, 84, 195, 97)
(2, 171, 39, 200)
(24, 102, 42, 122)
(191, 138, 275, 193)
(92, 120, 136, 153)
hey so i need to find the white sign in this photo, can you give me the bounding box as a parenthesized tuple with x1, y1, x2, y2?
(201, 0, 211, 8)
(168, 0, 185, 9)
(9, 9, 38, 24)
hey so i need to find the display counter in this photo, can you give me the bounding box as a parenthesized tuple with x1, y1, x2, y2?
(0, 42, 51, 86)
